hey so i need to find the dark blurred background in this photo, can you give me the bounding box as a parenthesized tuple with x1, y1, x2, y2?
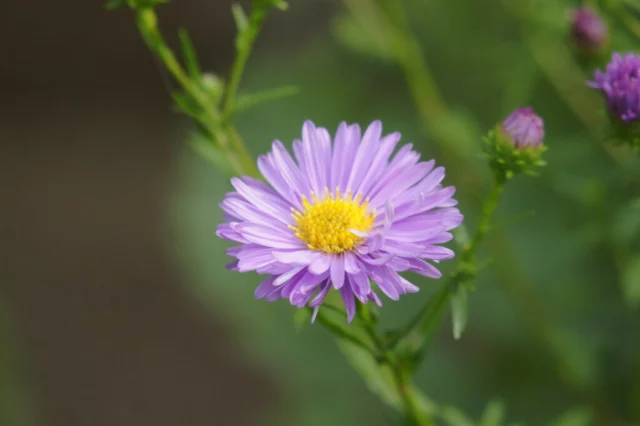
(0, 1, 294, 425)
(2, 0, 640, 425)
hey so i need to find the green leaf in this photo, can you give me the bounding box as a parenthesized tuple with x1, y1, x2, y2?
(188, 132, 231, 173)
(479, 399, 505, 426)
(337, 340, 400, 409)
(233, 86, 300, 114)
(171, 91, 203, 121)
(293, 308, 312, 331)
(231, 4, 249, 31)
(178, 30, 201, 80)
(549, 407, 592, 426)
(440, 405, 475, 426)
(622, 256, 640, 308)
(451, 286, 468, 340)
(337, 339, 438, 418)
(393, 283, 451, 369)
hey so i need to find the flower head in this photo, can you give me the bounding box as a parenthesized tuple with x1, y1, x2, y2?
(217, 121, 463, 322)
(501, 107, 545, 148)
(589, 53, 640, 123)
(484, 107, 547, 180)
(570, 6, 608, 53)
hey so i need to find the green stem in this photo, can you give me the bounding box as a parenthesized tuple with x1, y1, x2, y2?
(377, 0, 447, 121)
(315, 310, 378, 357)
(389, 363, 432, 426)
(464, 180, 505, 260)
(226, 124, 261, 178)
(394, 280, 451, 355)
(222, 5, 268, 119)
(134, 7, 261, 178)
(343, 0, 447, 125)
(136, 9, 218, 128)
(361, 319, 433, 426)
(395, 178, 506, 360)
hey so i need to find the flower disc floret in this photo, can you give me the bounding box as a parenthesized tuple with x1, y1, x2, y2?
(292, 191, 374, 254)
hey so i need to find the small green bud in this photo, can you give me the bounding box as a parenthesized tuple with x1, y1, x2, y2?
(201, 73, 225, 104)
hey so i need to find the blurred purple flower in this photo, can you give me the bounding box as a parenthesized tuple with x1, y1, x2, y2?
(501, 107, 545, 148)
(217, 121, 463, 322)
(571, 6, 608, 52)
(589, 53, 640, 122)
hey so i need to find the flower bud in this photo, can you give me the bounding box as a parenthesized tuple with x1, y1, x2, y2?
(484, 107, 547, 181)
(589, 53, 640, 123)
(589, 53, 640, 149)
(570, 6, 608, 54)
(501, 107, 545, 149)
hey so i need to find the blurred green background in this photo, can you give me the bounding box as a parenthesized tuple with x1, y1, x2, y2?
(1, 0, 640, 425)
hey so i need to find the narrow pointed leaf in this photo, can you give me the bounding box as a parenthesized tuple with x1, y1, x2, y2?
(451, 286, 468, 339)
(233, 86, 300, 114)
(178, 29, 202, 80)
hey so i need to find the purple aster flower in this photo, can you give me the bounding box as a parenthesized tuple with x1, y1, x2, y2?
(589, 53, 640, 122)
(217, 121, 463, 322)
(570, 6, 608, 52)
(501, 107, 545, 148)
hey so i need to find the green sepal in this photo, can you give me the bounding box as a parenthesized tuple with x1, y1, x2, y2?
(484, 125, 547, 181)
(606, 118, 640, 151)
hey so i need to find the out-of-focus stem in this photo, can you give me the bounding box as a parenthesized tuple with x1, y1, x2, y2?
(616, 7, 640, 41)
(134, 7, 259, 178)
(342, 0, 452, 153)
(222, 6, 268, 120)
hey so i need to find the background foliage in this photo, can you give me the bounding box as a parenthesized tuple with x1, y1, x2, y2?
(2, 0, 640, 425)
(172, 0, 640, 424)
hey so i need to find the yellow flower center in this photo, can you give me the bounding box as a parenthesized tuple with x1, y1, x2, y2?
(291, 190, 374, 254)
